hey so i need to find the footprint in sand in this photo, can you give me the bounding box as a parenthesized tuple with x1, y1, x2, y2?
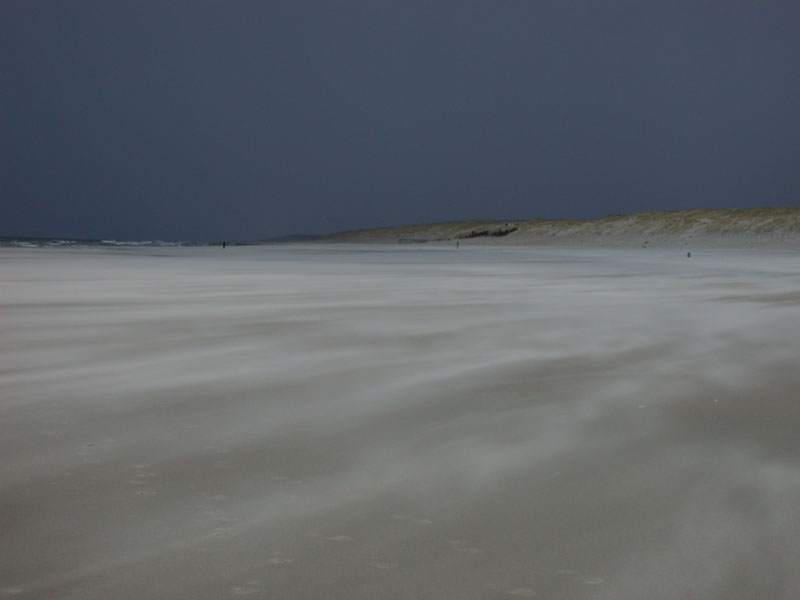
(205, 494, 229, 502)
(391, 514, 433, 525)
(287, 494, 313, 507)
(212, 527, 235, 538)
(268, 555, 295, 565)
(554, 568, 604, 585)
(203, 509, 239, 522)
(448, 540, 482, 554)
(128, 472, 156, 485)
(372, 560, 399, 569)
(231, 580, 263, 596)
(128, 464, 157, 485)
(507, 588, 537, 597)
(136, 490, 157, 497)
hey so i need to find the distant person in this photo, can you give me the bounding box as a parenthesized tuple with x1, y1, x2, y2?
(687, 252, 691, 258)
(456, 241, 459, 249)
(223, 241, 226, 249)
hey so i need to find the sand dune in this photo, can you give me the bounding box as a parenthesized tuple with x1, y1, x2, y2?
(327, 207, 800, 248)
(3, 244, 800, 599)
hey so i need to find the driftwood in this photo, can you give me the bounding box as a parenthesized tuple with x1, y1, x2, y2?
(459, 227, 518, 239)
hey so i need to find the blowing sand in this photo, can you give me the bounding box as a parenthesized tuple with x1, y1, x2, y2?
(2, 243, 800, 599)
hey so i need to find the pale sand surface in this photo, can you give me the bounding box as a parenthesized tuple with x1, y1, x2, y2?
(3, 244, 800, 599)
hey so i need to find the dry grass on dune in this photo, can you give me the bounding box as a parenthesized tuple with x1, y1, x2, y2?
(326, 207, 800, 245)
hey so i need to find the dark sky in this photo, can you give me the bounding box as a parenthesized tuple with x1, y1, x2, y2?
(3, 1, 799, 241)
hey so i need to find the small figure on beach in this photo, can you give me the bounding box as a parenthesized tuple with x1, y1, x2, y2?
(223, 241, 226, 249)
(456, 241, 459, 249)
(687, 252, 691, 258)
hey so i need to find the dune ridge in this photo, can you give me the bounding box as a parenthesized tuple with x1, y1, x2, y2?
(326, 207, 800, 247)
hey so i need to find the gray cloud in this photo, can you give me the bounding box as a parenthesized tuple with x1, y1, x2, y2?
(3, 1, 800, 241)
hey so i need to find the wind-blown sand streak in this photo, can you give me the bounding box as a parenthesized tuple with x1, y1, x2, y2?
(2, 244, 800, 599)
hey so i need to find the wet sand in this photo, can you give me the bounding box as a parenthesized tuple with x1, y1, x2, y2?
(2, 244, 800, 599)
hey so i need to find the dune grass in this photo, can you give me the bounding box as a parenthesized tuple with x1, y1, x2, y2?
(326, 207, 800, 244)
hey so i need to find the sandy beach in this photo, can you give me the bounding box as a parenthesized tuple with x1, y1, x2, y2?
(3, 243, 800, 599)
